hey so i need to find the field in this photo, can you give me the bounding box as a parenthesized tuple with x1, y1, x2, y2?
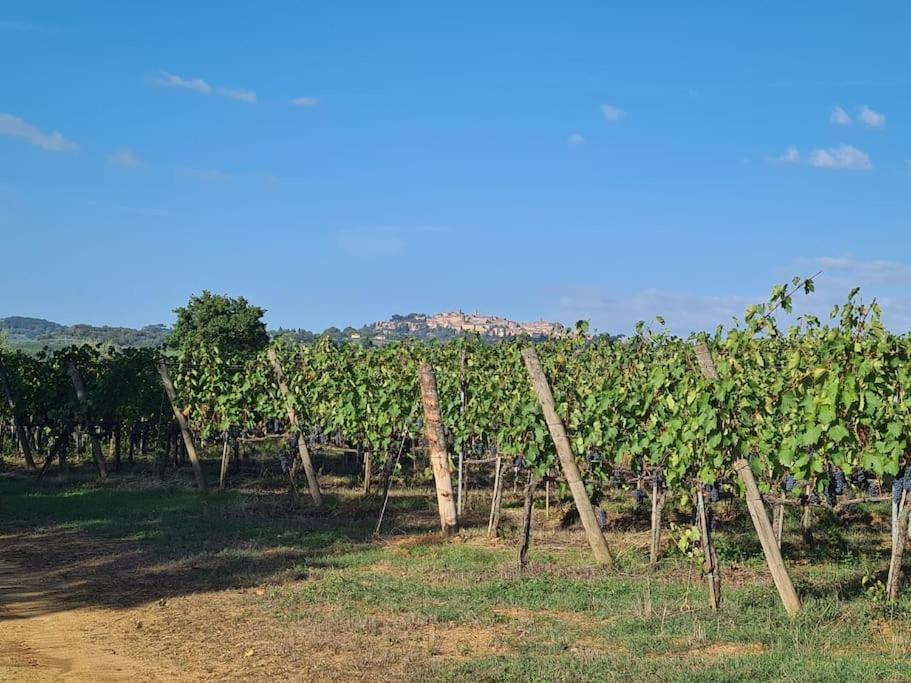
(2, 452, 911, 682)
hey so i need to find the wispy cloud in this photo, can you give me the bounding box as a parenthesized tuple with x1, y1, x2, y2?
(153, 70, 256, 103)
(568, 133, 585, 145)
(830, 106, 852, 125)
(810, 256, 911, 286)
(291, 96, 320, 107)
(179, 167, 232, 182)
(768, 144, 872, 171)
(600, 104, 624, 122)
(807, 144, 872, 170)
(154, 70, 212, 94)
(0, 112, 77, 152)
(859, 105, 885, 129)
(217, 87, 257, 103)
(107, 148, 142, 168)
(554, 256, 911, 334)
(768, 146, 800, 165)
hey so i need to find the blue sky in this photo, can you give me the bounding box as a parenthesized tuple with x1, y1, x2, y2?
(2, 2, 910, 333)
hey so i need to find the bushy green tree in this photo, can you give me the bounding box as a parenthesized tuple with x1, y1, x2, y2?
(170, 291, 268, 359)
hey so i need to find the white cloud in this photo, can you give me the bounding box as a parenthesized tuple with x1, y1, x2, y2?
(553, 256, 911, 335)
(0, 112, 77, 152)
(568, 133, 585, 145)
(600, 104, 624, 121)
(768, 144, 872, 170)
(811, 256, 911, 286)
(154, 70, 212, 94)
(859, 105, 885, 129)
(768, 146, 801, 165)
(807, 144, 872, 170)
(154, 70, 256, 103)
(107, 148, 142, 168)
(216, 87, 257, 103)
(179, 167, 232, 182)
(291, 97, 320, 107)
(830, 106, 852, 125)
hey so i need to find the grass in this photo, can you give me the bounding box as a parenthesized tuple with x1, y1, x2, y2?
(2, 455, 911, 681)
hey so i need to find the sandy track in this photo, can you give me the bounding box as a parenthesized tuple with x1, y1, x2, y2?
(0, 559, 178, 682)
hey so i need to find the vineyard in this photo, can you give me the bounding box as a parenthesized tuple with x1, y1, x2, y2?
(2, 279, 911, 680)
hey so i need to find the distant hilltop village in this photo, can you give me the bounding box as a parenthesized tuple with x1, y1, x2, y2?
(371, 311, 566, 342)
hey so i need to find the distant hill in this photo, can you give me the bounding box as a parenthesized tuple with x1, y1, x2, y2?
(1, 311, 568, 353)
(0, 317, 171, 352)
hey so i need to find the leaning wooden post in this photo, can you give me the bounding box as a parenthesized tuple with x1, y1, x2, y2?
(488, 454, 505, 537)
(696, 342, 799, 616)
(266, 348, 323, 506)
(157, 361, 207, 491)
(696, 488, 721, 610)
(218, 432, 231, 490)
(886, 490, 911, 601)
(735, 459, 802, 616)
(521, 347, 613, 565)
(0, 359, 36, 469)
(66, 361, 108, 480)
(418, 363, 458, 537)
(649, 478, 666, 566)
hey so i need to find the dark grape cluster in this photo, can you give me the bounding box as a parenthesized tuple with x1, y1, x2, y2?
(851, 469, 867, 489)
(633, 489, 646, 505)
(587, 451, 604, 465)
(784, 474, 796, 492)
(652, 469, 664, 487)
(892, 468, 910, 504)
(833, 470, 846, 495)
(596, 508, 608, 530)
(708, 482, 720, 503)
(807, 491, 819, 505)
(867, 481, 879, 498)
(708, 509, 718, 533)
(611, 468, 624, 488)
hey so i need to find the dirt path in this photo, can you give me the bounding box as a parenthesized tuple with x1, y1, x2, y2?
(0, 559, 178, 682)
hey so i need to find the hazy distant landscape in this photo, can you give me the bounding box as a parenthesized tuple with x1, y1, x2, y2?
(0, 310, 567, 352)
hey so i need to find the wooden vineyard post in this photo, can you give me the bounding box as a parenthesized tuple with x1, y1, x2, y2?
(695, 342, 800, 616)
(363, 450, 372, 496)
(0, 359, 36, 469)
(886, 490, 911, 601)
(522, 347, 613, 565)
(66, 361, 108, 480)
(157, 361, 207, 491)
(219, 433, 231, 490)
(418, 363, 459, 537)
(266, 348, 323, 506)
(773, 503, 785, 549)
(650, 478, 666, 566)
(517, 472, 539, 569)
(734, 459, 801, 616)
(488, 454, 504, 537)
(696, 488, 721, 610)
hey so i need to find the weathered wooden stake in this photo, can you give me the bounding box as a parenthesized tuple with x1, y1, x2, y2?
(517, 472, 538, 569)
(157, 361, 206, 491)
(488, 455, 504, 537)
(522, 347, 613, 565)
(266, 348, 322, 506)
(219, 433, 231, 490)
(66, 361, 108, 480)
(696, 342, 799, 616)
(418, 363, 458, 537)
(649, 479, 666, 566)
(734, 458, 801, 616)
(363, 450, 372, 495)
(0, 359, 36, 469)
(887, 490, 910, 601)
(773, 503, 785, 549)
(696, 489, 721, 610)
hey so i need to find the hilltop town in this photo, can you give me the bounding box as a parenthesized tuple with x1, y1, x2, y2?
(370, 311, 566, 342)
